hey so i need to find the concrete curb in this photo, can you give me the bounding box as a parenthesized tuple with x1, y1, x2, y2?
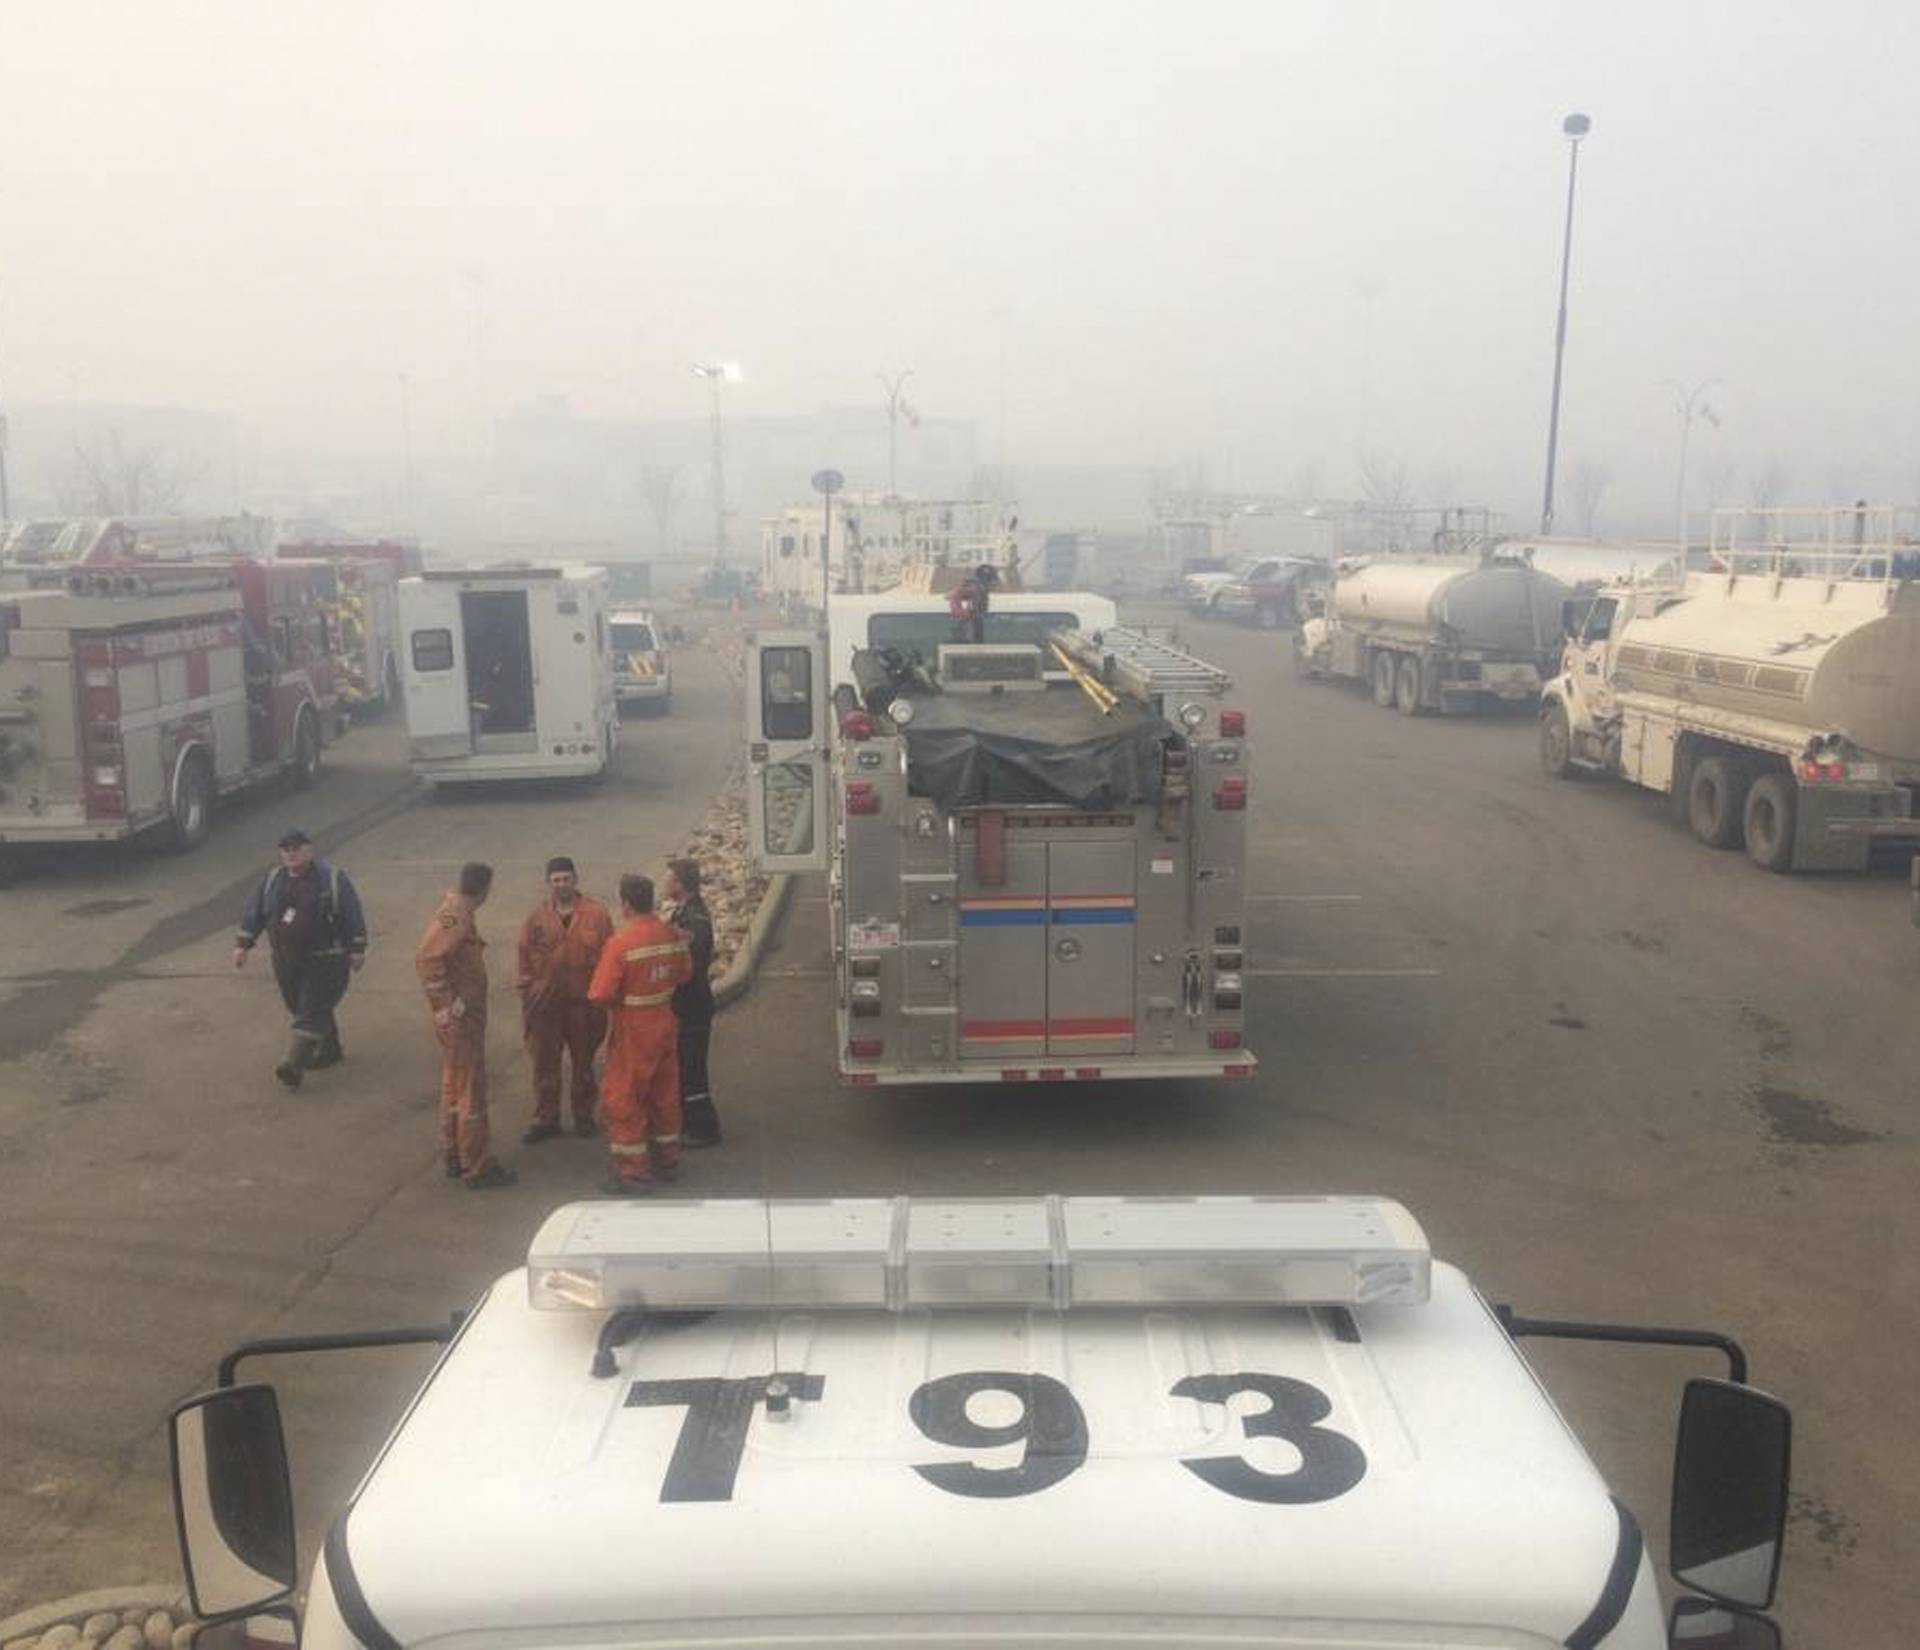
(712, 872, 796, 1012)
(0, 1588, 189, 1646)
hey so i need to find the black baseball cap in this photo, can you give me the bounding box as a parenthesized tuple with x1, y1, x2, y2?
(278, 827, 313, 849)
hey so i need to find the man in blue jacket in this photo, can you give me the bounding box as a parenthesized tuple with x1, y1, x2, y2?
(233, 828, 370, 1090)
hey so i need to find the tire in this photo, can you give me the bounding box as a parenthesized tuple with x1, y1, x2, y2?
(166, 753, 213, 852)
(1256, 603, 1284, 630)
(1743, 772, 1798, 872)
(1687, 755, 1751, 848)
(1540, 701, 1574, 778)
(1395, 654, 1423, 716)
(1371, 652, 1397, 706)
(383, 651, 401, 708)
(291, 710, 321, 790)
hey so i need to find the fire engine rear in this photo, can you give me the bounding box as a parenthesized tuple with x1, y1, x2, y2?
(0, 563, 336, 851)
(748, 622, 1252, 1085)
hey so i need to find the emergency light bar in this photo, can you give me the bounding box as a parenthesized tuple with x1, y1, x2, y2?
(526, 1195, 1429, 1314)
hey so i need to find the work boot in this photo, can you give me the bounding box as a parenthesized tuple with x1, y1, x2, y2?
(444, 1151, 463, 1180)
(274, 1059, 304, 1091)
(465, 1163, 518, 1191)
(308, 1042, 343, 1070)
(682, 1097, 721, 1148)
(598, 1173, 652, 1198)
(521, 1121, 562, 1146)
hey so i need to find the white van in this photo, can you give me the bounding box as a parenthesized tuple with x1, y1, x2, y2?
(609, 606, 671, 710)
(398, 565, 616, 783)
(166, 1195, 1793, 1650)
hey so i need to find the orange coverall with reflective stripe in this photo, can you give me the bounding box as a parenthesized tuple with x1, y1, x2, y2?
(516, 895, 614, 1128)
(415, 892, 495, 1181)
(587, 913, 692, 1182)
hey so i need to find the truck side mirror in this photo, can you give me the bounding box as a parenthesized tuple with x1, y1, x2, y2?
(169, 1385, 297, 1621)
(1669, 1378, 1791, 1610)
(182, 1607, 301, 1650)
(1561, 598, 1588, 639)
(1668, 1597, 1782, 1648)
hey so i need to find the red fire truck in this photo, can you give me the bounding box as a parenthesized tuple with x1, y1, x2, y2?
(0, 560, 340, 851)
(278, 540, 424, 716)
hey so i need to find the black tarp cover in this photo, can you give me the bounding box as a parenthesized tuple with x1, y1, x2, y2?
(893, 686, 1171, 810)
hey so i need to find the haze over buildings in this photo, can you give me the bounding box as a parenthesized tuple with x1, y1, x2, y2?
(2, 1, 1917, 544)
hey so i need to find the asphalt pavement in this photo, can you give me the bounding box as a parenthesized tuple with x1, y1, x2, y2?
(0, 603, 1912, 1647)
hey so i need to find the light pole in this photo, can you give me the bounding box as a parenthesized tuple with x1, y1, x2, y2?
(812, 468, 844, 611)
(398, 372, 414, 523)
(1665, 378, 1721, 555)
(691, 361, 740, 568)
(1539, 111, 1591, 535)
(876, 369, 915, 498)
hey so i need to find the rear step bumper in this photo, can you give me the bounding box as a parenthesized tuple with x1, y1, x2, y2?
(840, 1054, 1258, 1086)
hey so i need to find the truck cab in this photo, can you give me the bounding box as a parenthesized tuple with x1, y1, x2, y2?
(166, 1195, 1793, 1650)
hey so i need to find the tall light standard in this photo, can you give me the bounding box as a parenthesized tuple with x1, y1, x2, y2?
(1665, 378, 1721, 555)
(1539, 111, 1591, 536)
(876, 369, 915, 498)
(691, 361, 741, 567)
(398, 372, 414, 523)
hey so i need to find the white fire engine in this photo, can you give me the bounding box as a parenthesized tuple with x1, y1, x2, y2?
(162, 1195, 1795, 1650)
(0, 563, 337, 850)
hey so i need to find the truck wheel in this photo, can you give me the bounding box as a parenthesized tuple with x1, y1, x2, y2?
(1395, 655, 1423, 716)
(166, 754, 213, 852)
(1371, 652, 1397, 706)
(1256, 603, 1284, 630)
(291, 711, 321, 790)
(1743, 772, 1797, 872)
(383, 651, 401, 708)
(1539, 702, 1575, 778)
(1687, 755, 1751, 848)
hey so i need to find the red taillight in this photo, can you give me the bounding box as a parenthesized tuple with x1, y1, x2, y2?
(1074, 1067, 1103, 1080)
(848, 1037, 883, 1058)
(1000, 1069, 1027, 1081)
(1219, 708, 1246, 738)
(1797, 760, 1846, 782)
(1213, 777, 1248, 811)
(840, 707, 874, 741)
(1223, 1062, 1253, 1078)
(1209, 1029, 1242, 1049)
(846, 779, 880, 815)
(1038, 1067, 1067, 1081)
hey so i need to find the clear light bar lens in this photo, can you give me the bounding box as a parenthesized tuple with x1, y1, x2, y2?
(526, 1195, 1428, 1313)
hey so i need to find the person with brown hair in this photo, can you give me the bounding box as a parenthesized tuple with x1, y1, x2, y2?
(515, 856, 614, 1144)
(415, 862, 515, 1191)
(587, 873, 691, 1194)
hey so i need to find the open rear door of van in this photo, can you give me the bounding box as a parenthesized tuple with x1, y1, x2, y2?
(746, 629, 829, 873)
(398, 577, 473, 760)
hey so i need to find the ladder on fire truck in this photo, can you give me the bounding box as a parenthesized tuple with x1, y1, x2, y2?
(1051, 624, 1232, 710)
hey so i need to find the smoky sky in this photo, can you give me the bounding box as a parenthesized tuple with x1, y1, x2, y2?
(3, 0, 1918, 519)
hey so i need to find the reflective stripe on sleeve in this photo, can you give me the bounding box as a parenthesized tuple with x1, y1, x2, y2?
(624, 941, 691, 961)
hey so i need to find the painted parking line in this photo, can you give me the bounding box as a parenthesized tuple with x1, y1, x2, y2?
(1245, 894, 1364, 903)
(1244, 967, 1441, 978)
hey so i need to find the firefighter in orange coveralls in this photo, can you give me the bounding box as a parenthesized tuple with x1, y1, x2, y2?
(414, 861, 517, 1191)
(587, 873, 692, 1195)
(515, 855, 614, 1145)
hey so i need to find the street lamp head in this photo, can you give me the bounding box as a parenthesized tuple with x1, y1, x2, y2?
(1562, 112, 1591, 139)
(691, 361, 743, 383)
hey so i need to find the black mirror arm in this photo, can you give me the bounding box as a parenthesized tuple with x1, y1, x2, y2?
(1494, 1306, 1748, 1384)
(217, 1317, 465, 1388)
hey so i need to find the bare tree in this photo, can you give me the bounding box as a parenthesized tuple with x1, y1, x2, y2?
(55, 428, 199, 515)
(1353, 446, 1414, 551)
(1566, 460, 1612, 537)
(638, 464, 679, 556)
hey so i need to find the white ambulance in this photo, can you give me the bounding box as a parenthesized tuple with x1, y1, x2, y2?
(396, 565, 617, 784)
(168, 1196, 1789, 1650)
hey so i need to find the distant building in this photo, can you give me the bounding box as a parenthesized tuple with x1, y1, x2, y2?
(492, 397, 983, 557)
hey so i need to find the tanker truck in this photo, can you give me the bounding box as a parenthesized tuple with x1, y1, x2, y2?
(1539, 507, 1920, 873)
(1295, 547, 1571, 715)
